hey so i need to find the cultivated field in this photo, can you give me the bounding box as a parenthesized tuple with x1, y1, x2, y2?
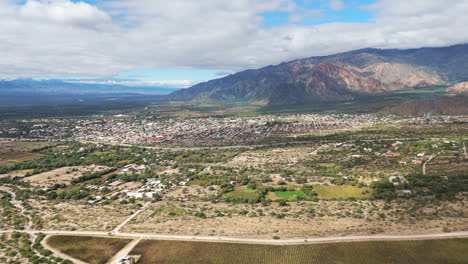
(46, 236, 131, 264)
(313, 185, 373, 199)
(0, 141, 59, 152)
(0, 152, 43, 166)
(129, 238, 468, 264)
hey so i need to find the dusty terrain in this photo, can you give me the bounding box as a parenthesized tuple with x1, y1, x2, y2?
(0, 169, 34, 178)
(23, 165, 110, 187)
(29, 199, 137, 231)
(227, 145, 318, 168)
(122, 199, 468, 239)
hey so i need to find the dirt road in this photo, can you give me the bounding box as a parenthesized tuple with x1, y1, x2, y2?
(422, 154, 436, 175)
(1, 228, 466, 264)
(107, 238, 142, 264)
(111, 202, 149, 235)
(1, 229, 467, 245)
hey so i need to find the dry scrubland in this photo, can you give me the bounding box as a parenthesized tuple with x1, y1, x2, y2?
(29, 199, 136, 231)
(227, 146, 315, 168)
(122, 200, 468, 238)
(46, 236, 131, 264)
(128, 238, 468, 264)
(23, 165, 110, 187)
(0, 169, 34, 178)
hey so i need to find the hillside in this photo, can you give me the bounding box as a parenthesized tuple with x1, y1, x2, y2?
(447, 82, 468, 94)
(169, 44, 468, 105)
(378, 96, 468, 116)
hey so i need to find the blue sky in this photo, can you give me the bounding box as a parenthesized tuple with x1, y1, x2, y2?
(262, 0, 376, 26)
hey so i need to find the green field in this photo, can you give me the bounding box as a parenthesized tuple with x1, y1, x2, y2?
(313, 185, 373, 199)
(223, 186, 260, 199)
(130, 238, 468, 264)
(268, 191, 308, 201)
(46, 236, 131, 264)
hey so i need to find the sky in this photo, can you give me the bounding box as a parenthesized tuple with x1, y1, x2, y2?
(1, 0, 468, 88)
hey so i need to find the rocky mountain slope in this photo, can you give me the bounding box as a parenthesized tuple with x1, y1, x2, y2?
(169, 44, 468, 105)
(447, 82, 468, 94)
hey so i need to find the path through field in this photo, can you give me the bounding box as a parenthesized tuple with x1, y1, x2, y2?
(107, 238, 142, 264)
(0, 186, 33, 230)
(463, 142, 467, 159)
(422, 153, 438, 175)
(41, 238, 88, 264)
(111, 202, 150, 235)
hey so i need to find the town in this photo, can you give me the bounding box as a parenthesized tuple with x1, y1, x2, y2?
(1, 113, 399, 146)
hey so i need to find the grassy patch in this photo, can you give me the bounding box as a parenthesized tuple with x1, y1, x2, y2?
(130, 238, 468, 264)
(314, 185, 373, 199)
(189, 179, 210, 186)
(46, 236, 131, 264)
(268, 191, 308, 201)
(223, 186, 260, 200)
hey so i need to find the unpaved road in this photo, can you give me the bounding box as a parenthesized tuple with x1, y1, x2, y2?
(422, 153, 437, 176)
(1, 229, 466, 264)
(107, 238, 142, 264)
(0, 229, 467, 245)
(464, 142, 468, 159)
(111, 202, 149, 235)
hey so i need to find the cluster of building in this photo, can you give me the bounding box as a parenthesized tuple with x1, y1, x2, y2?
(87, 177, 169, 204)
(0, 113, 396, 145)
(409, 115, 466, 125)
(124, 179, 167, 199)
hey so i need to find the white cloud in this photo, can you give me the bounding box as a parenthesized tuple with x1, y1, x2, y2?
(0, 0, 468, 80)
(329, 0, 345, 11)
(17, 0, 110, 27)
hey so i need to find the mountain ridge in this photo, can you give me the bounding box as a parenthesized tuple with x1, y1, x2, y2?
(169, 44, 468, 105)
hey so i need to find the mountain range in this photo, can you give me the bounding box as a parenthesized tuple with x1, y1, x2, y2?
(169, 44, 468, 105)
